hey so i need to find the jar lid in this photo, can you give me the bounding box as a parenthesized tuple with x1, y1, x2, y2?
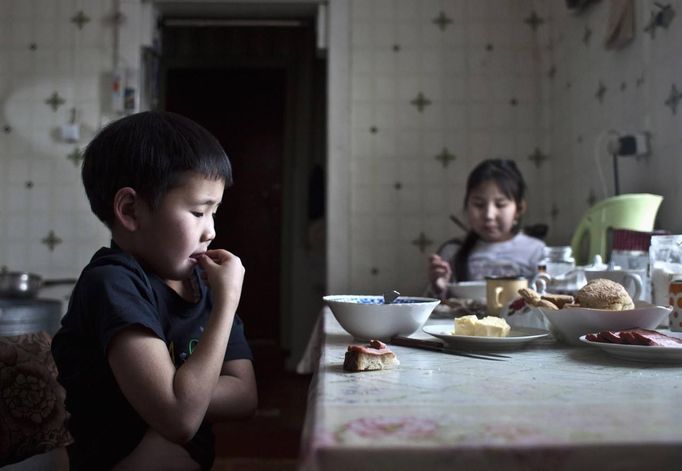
(484, 275, 527, 280)
(543, 246, 573, 256)
(611, 249, 648, 255)
(542, 246, 574, 262)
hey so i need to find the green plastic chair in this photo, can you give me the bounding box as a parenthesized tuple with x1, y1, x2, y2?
(570, 193, 663, 265)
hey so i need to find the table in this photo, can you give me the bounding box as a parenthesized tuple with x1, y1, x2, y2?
(299, 308, 682, 470)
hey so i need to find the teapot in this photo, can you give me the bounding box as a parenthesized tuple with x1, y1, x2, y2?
(530, 255, 608, 295)
(531, 267, 587, 295)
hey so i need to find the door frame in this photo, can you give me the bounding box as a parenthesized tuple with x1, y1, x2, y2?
(326, 0, 351, 293)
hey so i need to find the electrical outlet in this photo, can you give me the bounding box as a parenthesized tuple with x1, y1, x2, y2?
(617, 132, 650, 157)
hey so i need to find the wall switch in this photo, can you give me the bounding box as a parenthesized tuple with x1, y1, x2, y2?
(60, 123, 80, 143)
(617, 132, 650, 157)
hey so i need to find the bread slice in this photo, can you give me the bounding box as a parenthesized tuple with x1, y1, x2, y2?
(343, 339, 399, 371)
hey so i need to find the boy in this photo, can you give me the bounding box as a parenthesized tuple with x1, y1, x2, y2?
(51, 111, 257, 470)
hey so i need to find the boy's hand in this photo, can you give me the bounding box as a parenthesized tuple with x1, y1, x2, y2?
(198, 249, 245, 310)
(428, 254, 451, 296)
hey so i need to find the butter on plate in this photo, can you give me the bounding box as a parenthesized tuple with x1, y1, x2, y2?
(454, 315, 511, 337)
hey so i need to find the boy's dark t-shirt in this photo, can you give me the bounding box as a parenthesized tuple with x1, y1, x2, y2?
(51, 244, 252, 469)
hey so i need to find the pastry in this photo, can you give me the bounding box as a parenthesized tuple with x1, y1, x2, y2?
(343, 339, 399, 371)
(518, 287, 543, 305)
(540, 293, 574, 309)
(518, 287, 560, 310)
(575, 278, 634, 310)
(536, 299, 560, 310)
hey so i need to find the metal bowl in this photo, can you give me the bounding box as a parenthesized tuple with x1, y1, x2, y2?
(0, 270, 43, 298)
(0, 267, 76, 298)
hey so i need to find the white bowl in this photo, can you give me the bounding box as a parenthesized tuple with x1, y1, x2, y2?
(538, 301, 671, 345)
(323, 295, 440, 340)
(447, 281, 487, 302)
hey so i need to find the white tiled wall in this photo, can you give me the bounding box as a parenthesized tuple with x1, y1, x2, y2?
(546, 0, 682, 244)
(0, 0, 153, 307)
(3, 0, 682, 303)
(341, 0, 551, 295)
(330, 0, 682, 296)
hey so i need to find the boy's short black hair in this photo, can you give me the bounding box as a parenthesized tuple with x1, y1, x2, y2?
(82, 111, 232, 227)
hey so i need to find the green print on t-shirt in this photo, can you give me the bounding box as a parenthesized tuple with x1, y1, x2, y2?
(167, 338, 200, 365)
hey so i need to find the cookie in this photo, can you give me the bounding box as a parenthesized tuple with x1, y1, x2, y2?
(541, 294, 574, 309)
(518, 287, 542, 305)
(518, 287, 559, 310)
(537, 299, 559, 310)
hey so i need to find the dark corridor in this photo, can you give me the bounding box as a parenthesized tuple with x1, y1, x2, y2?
(160, 19, 324, 467)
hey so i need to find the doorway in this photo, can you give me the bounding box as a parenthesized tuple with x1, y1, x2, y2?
(160, 21, 326, 374)
(165, 66, 286, 355)
(159, 19, 325, 462)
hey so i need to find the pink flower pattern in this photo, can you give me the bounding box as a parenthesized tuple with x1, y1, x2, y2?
(338, 416, 438, 441)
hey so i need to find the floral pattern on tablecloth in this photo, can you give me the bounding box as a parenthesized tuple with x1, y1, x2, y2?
(328, 412, 561, 447)
(300, 308, 682, 471)
(335, 416, 438, 444)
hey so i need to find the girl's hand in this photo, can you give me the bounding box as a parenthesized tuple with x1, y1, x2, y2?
(428, 254, 451, 296)
(197, 249, 245, 309)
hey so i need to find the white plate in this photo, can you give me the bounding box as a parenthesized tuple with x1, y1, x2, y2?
(422, 325, 550, 350)
(579, 335, 682, 363)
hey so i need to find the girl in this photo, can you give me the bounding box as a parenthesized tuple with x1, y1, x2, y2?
(427, 159, 545, 299)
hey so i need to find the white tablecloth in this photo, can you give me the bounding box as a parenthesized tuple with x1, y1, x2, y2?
(299, 308, 682, 471)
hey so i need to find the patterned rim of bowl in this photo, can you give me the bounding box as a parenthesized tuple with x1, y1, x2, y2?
(323, 295, 438, 305)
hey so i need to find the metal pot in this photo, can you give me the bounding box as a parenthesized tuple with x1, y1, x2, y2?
(0, 267, 77, 298)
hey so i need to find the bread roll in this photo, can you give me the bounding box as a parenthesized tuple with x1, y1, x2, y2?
(575, 278, 634, 310)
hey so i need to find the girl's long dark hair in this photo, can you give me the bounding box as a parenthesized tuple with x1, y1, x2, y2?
(453, 159, 526, 281)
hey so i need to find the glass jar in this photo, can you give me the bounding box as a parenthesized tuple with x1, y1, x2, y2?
(540, 246, 575, 278)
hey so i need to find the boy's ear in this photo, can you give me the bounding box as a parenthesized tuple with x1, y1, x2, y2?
(517, 199, 528, 217)
(113, 187, 140, 231)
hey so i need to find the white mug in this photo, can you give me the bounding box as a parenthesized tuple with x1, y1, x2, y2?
(584, 270, 644, 300)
